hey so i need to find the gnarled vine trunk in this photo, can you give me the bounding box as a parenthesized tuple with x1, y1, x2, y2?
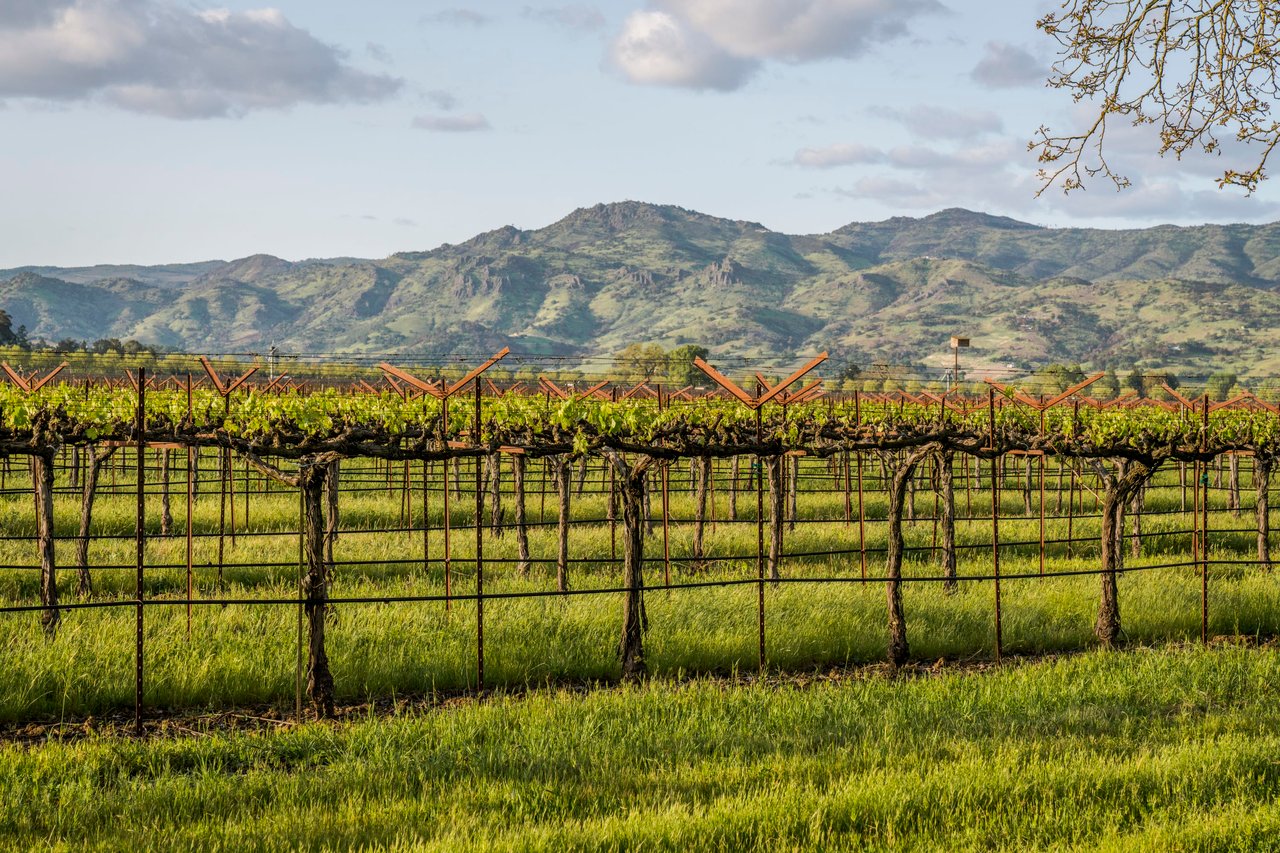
(1257, 455, 1272, 571)
(160, 449, 172, 536)
(692, 455, 709, 569)
(302, 463, 334, 717)
(1095, 458, 1160, 647)
(937, 450, 957, 594)
(554, 455, 571, 592)
(766, 456, 784, 582)
(74, 445, 118, 597)
(512, 454, 530, 576)
(488, 453, 503, 538)
(605, 452, 652, 680)
(33, 453, 59, 635)
(884, 446, 935, 666)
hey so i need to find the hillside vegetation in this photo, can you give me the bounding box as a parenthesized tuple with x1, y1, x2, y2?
(5, 203, 1280, 375)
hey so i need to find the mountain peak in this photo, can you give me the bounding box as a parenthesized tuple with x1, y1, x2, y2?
(196, 254, 292, 284)
(919, 208, 1040, 230)
(549, 201, 766, 234)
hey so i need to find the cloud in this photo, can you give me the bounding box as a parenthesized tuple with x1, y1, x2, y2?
(523, 5, 606, 32)
(421, 9, 491, 27)
(0, 1, 402, 118)
(610, 0, 942, 90)
(365, 42, 393, 64)
(793, 143, 885, 168)
(970, 41, 1043, 89)
(823, 132, 1280, 223)
(411, 112, 491, 132)
(610, 10, 755, 90)
(424, 89, 459, 110)
(870, 104, 1002, 140)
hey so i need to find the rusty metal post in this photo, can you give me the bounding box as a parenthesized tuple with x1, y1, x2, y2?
(185, 373, 194, 638)
(989, 387, 1002, 663)
(475, 376, 484, 689)
(443, 399, 452, 612)
(430, 458, 435, 578)
(1202, 393, 1210, 644)
(134, 367, 146, 735)
(756, 402, 766, 671)
(855, 392, 866, 578)
(661, 461, 671, 587)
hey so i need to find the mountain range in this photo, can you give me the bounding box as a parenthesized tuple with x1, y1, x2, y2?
(4, 201, 1280, 376)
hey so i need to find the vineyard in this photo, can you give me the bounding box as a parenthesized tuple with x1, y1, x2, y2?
(3, 352, 1280, 732)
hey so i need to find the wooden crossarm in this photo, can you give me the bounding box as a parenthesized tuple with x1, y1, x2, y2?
(377, 363, 443, 397)
(197, 357, 228, 395)
(1160, 383, 1198, 410)
(1044, 372, 1105, 408)
(919, 391, 968, 414)
(572, 380, 611, 403)
(754, 352, 828, 408)
(1210, 393, 1252, 413)
(1, 362, 32, 392)
(446, 347, 510, 396)
(539, 377, 569, 399)
(1100, 391, 1137, 409)
(983, 378, 1042, 408)
(783, 378, 824, 404)
(1240, 390, 1280, 415)
(694, 357, 756, 407)
(621, 382, 651, 401)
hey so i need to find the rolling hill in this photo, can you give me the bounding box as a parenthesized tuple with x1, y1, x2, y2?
(4, 202, 1280, 375)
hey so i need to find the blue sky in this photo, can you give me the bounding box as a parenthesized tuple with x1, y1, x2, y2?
(2, 0, 1277, 267)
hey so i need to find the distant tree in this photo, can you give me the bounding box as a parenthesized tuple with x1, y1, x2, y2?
(1206, 372, 1238, 401)
(1036, 363, 1085, 394)
(0, 308, 26, 345)
(666, 344, 709, 386)
(91, 338, 123, 355)
(837, 359, 863, 381)
(53, 338, 85, 352)
(1144, 371, 1178, 399)
(613, 343, 667, 383)
(1124, 368, 1146, 398)
(1096, 369, 1121, 401)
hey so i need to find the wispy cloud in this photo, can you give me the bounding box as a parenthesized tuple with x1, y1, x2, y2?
(523, 5, 606, 32)
(412, 112, 492, 132)
(421, 9, 492, 27)
(793, 143, 885, 169)
(970, 41, 1044, 89)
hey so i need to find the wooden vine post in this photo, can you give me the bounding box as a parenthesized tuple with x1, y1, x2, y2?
(134, 367, 146, 735)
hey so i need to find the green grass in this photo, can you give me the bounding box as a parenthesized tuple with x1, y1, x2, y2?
(0, 456, 1271, 722)
(4, 645, 1280, 850)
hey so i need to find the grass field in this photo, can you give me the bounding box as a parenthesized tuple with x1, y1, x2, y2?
(4, 644, 1280, 851)
(0, 455, 1272, 723)
(2, 455, 1278, 850)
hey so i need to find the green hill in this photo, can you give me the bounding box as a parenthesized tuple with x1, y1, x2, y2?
(4, 201, 1280, 375)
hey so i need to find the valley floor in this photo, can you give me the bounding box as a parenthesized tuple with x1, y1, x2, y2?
(4, 643, 1280, 851)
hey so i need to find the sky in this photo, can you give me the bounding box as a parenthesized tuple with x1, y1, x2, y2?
(2, 0, 1278, 267)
